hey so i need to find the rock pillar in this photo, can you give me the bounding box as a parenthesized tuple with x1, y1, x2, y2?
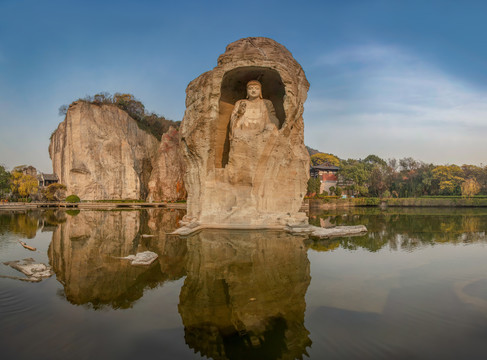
(180, 37, 310, 228)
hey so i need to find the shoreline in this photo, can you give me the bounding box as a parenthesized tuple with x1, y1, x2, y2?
(308, 197, 487, 209)
(0, 201, 187, 211)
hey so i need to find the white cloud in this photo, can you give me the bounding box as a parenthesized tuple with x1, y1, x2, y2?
(305, 44, 487, 165)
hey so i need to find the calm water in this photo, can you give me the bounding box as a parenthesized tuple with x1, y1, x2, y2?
(1, 207, 487, 359)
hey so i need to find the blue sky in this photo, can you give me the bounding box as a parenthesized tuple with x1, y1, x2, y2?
(1, 0, 486, 172)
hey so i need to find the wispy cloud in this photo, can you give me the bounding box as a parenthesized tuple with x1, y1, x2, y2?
(305, 44, 487, 165)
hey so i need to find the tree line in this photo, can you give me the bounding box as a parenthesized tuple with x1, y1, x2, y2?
(59, 92, 180, 140)
(310, 152, 486, 198)
(0, 165, 68, 202)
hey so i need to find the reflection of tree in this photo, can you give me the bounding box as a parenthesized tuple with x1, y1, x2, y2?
(309, 208, 487, 252)
(48, 209, 185, 309)
(0, 210, 41, 238)
(178, 230, 311, 360)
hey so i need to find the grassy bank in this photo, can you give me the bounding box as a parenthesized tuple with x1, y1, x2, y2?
(309, 196, 487, 208)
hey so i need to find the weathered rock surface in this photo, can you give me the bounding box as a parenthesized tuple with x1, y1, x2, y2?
(180, 37, 310, 228)
(3, 258, 53, 282)
(49, 101, 159, 200)
(147, 126, 186, 202)
(288, 224, 368, 238)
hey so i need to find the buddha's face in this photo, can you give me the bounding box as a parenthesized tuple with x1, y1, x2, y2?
(247, 83, 262, 100)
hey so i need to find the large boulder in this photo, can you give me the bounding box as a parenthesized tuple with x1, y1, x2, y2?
(147, 126, 186, 202)
(180, 37, 310, 228)
(49, 101, 159, 200)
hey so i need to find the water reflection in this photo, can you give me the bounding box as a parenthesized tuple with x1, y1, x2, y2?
(3, 208, 487, 358)
(179, 230, 311, 360)
(309, 208, 487, 252)
(47, 210, 312, 358)
(0, 209, 66, 238)
(48, 209, 185, 309)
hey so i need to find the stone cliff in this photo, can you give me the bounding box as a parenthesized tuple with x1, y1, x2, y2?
(180, 37, 310, 228)
(147, 126, 187, 202)
(49, 101, 160, 200)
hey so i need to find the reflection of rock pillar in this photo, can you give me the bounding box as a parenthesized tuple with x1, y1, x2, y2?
(48, 211, 164, 309)
(178, 230, 312, 360)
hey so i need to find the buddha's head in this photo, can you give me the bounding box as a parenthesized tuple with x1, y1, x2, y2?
(246, 80, 262, 100)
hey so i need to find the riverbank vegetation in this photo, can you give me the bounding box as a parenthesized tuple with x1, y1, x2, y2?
(308, 150, 487, 198)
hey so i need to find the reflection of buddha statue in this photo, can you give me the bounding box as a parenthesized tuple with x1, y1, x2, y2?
(229, 80, 279, 137)
(178, 230, 312, 359)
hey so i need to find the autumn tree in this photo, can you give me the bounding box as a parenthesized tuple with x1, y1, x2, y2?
(462, 164, 486, 194)
(432, 165, 464, 195)
(311, 153, 340, 166)
(43, 183, 67, 201)
(461, 178, 481, 198)
(10, 171, 39, 200)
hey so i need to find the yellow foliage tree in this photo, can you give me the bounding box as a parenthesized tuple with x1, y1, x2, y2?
(10, 171, 38, 199)
(432, 165, 464, 195)
(311, 153, 340, 166)
(461, 178, 481, 198)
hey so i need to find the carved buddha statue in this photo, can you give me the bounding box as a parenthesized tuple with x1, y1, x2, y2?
(230, 80, 279, 138)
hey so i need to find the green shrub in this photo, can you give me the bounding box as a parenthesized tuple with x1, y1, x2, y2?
(66, 194, 81, 203)
(335, 187, 343, 197)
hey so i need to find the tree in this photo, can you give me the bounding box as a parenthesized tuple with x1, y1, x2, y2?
(335, 187, 343, 197)
(0, 165, 10, 199)
(368, 165, 387, 197)
(363, 154, 387, 168)
(10, 171, 38, 200)
(432, 165, 464, 195)
(461, 178, 481, 198)
(339, 159, 371, 196)
(43, 183, 67, 201)
(311, 153, 340, 166)
(307, 177, 321, 196)
(58, 104, 68, 116)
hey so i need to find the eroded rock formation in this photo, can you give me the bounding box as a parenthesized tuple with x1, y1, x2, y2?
(147, 126, 187, 202)
(180, 37, 310, 228)
(49, 101, 159, 200)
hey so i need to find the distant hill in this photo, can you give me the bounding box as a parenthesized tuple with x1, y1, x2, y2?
(306, 146, 322, 156)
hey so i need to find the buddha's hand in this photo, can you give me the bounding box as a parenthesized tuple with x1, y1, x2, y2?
(237, 101, 247, 116)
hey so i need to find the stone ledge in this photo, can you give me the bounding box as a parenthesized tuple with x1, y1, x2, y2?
(172, 223, 368, 238)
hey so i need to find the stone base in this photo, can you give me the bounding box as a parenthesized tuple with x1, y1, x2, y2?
(173, 221, 367, 238)
(287, 225, 368, 238)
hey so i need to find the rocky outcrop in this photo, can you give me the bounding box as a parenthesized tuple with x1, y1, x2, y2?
(147, 126, 186, 202)
(49, 101, 159, 200)
(180, 37, 310, 228)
